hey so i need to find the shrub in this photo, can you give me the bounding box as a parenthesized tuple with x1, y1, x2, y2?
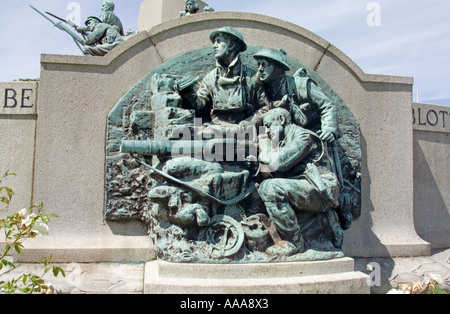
(0, 171, 65, 294)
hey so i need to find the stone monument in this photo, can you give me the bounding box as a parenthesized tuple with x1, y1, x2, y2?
(30, 3, 124, 56)
(101, 2, 369, 293)
(107, 32, 363, 265)
(5, 0, 447, 294)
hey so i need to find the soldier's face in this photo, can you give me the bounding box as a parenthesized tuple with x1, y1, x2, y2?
(264, 118, 284, 141)
(264, 111, 290, 142)
(213, 35, 231, 61)
(257, 59, 276, 83)
(186, 1, 196, 11)
(102, 1, 112, 12)
(87, 20, 98, 31)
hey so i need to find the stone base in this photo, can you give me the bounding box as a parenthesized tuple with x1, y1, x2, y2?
(144, 258, 370, 294)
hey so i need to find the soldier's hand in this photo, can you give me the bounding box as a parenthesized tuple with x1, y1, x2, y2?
(318, 129, 336, 143)
(177, 76, 200, 92)
(273, 95, 289, 108)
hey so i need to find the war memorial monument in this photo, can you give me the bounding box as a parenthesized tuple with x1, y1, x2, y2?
(1, 0, 449, 294)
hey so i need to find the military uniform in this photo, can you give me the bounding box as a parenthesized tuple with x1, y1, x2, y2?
(181, 27, 260, 126)
(100, 10, 124, 36)
(253, 49, 338, 139)
(83, 17, 123, 56)
(258, 114, 341, 255)
(190, 56, 257, 125)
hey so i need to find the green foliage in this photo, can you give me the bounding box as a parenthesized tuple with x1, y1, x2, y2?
(427, 286, 450, 295)
(0, 171, 65, 294)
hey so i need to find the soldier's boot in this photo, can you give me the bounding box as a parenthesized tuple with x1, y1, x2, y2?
(264, 202, 304, 257)
(326, 209, 344, 249)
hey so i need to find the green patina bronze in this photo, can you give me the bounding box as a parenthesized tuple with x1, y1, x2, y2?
(177, 0, 215, 18)
(30, 1, 124, 56)
(81, 16, 123, 56)
(105, 27, 362, 263)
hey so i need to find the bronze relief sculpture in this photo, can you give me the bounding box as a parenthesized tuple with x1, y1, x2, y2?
(106, 27, 362, 263)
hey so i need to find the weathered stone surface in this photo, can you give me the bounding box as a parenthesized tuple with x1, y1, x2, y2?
(0, 82, 38, 211)
(413, 102, 450, 133)
(0, 262, 145, 294)
(413, 103, 450, 249)
(1, 249, 448, 294)
(0, 82, 37, 115)
(144, 258, 370, 294)
(27, 10, 431, 263)
(355, 248, 450, 294)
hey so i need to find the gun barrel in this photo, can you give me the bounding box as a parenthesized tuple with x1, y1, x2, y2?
(121, 139, 246, 157)
(30, 5, 56, 24)
(46, 11, 69, 24)
(121, 140, 208, 156)
(55, 22, 85, 44)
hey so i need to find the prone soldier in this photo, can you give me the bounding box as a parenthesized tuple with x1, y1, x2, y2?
(82, 16, 124, 56)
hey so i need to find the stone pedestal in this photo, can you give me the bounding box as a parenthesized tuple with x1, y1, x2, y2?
(144, 258, 370, 294)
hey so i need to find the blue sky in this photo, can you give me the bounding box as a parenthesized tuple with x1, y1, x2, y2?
(1, 0, 449, 105)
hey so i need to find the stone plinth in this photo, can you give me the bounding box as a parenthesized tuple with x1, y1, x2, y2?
(144, 258, 370, 294)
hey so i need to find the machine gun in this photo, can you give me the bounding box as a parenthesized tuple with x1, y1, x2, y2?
(29, 5, 85, 54)
(120, 139, 258, 207)
(121, 139, 258, 159)
(121, 140, 210, 157)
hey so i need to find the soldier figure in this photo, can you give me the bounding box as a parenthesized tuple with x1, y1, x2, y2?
(178, 0, 200, 17)
(180, 27, 258, 126)
(82, 16, 123, 56)
(76, 1, 124, 36)
(253, 48, 338, 143)
(177, 0, 215, 18)
(257, 108, 342, 257)
(99, 1, 124, 36)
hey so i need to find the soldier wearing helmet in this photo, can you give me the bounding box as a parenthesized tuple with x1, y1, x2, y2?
(180, 27, 259, 126)
(253, 48, 337, 143)
(82, 16, 123, 56)
(178, 0, 200, 17)
(256, 108, 342, 257)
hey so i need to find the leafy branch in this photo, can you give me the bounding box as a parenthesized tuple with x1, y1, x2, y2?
(0, 171, 65, 294)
